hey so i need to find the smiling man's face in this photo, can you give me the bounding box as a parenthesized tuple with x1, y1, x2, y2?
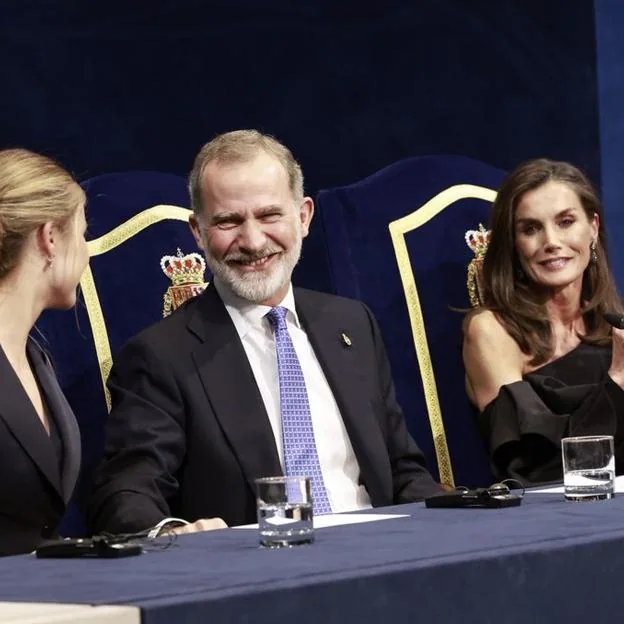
(190, 149, 313, 306)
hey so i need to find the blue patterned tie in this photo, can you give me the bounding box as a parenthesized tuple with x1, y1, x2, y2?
(266, 307, 332, 514)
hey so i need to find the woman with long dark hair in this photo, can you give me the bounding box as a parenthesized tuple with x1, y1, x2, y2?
(463, 159, 624, 484)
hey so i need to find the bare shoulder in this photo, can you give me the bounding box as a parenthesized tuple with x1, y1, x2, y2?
(462, 309, 525, 411)
(463, 309, 520, 352)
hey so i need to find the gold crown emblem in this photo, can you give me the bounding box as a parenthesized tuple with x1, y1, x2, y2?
(464, 224, 491, 258)
(160, 248, 208, 316)
(160, 248, 206, 286)
(465, 224, 491, 308)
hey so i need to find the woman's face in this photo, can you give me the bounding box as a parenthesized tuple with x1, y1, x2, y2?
(48, 200, 89, 309)
(513, 180, 598, 292)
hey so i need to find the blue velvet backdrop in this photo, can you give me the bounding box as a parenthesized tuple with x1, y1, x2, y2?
(595, 0, 624, 286)
(0, 1, 600, 196)
(1, 1, 610, 286)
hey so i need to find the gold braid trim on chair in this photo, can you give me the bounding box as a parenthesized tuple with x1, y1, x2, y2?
(388, 184, 497, 486)
(80, 205, 193, 412)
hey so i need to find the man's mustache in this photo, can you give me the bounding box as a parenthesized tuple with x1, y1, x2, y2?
(224, 249, 281, 264)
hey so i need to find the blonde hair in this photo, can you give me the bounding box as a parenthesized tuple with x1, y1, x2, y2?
(188, 129, 304, 215)
(0, 149, 85, 279)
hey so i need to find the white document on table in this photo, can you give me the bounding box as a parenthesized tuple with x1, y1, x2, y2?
(529, 474, 624, 494)
(233, 513, 409, 529)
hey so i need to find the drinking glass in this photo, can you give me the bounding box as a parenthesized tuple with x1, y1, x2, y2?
(561, 435, 615, 501)
(255, 476, 314, 547)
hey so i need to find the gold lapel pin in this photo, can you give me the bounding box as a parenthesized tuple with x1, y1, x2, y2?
(341, 333, 352, 347)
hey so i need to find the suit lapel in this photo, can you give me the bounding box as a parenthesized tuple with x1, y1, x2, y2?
(295, 291, 388, 496)
(187, 286, 282, 494)
(0, 344, 63, 499)
(28, 342, 81, 503)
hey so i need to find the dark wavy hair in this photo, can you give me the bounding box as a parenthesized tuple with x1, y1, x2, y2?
(480, 158, 623, 366)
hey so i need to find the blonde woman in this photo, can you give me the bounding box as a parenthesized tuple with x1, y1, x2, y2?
(0, 149, 88, 555)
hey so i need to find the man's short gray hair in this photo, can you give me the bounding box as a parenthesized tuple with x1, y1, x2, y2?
(188, 129, 305, 215)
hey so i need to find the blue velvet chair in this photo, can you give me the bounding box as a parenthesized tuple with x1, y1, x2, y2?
(315, 156, 506, 487)
(36, 171, 206, 535)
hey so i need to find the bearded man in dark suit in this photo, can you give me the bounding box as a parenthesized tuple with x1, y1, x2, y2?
(88, 130, 441, 534)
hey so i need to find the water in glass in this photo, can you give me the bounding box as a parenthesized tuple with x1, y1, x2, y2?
(564, 468, 614, 501)
(258, 502, 313, 547)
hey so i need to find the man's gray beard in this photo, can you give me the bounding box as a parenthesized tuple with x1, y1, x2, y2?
(204, 237, 302, 304)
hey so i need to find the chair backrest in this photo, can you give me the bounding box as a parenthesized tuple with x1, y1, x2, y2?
(36, 171, 205, 535)
(316, 155, 506, 487)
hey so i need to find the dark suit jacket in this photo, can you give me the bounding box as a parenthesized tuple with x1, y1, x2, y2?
(89, 285, 441, 533)
(0, 340, 81, 555)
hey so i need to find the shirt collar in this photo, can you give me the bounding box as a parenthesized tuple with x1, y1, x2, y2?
(213, 277, 300, 339)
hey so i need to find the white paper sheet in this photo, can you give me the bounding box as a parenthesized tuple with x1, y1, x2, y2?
(232, 513, 409, 529)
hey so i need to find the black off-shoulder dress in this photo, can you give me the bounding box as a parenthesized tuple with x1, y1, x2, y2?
(479, 343, 624, 485)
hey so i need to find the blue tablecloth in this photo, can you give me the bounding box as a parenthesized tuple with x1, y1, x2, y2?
(0, 494, 622, 623)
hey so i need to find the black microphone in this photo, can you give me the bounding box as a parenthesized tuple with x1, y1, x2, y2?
(604, 313, 624, 329)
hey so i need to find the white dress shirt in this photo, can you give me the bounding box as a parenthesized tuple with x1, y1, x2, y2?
(215, 278, 372, 512)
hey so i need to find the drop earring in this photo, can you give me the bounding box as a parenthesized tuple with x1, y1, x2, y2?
(590, 241, 598, 264)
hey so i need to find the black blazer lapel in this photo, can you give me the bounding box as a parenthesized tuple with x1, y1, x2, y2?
(187, 286, 282, 493)
(0, 344, 63, 499)
(295, 291, 390, 500)
(28, 341, 81, 504)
